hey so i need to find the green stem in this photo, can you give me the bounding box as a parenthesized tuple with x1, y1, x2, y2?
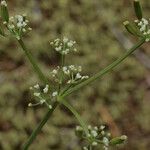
(59, 97, 89, 135)
(22, 38, 145, 149)
(89, 145, 93, 150)
(18, 39, 48, 84)
(61, 38, 145, 98)
(23, 101, 59, 150)
(17, 39, 55, 149)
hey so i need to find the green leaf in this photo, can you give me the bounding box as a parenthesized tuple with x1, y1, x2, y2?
(134, 0, 143, 20)
(110, 135, 127, 145)
(1, 1, 9, 23)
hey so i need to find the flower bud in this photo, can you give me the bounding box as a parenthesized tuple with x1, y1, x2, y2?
(110, 135, 127, 145)
(75, 126, 84, 138)
(123, 21, 143, 37)
(1, 0, 9, 23)
(134, 0, 143, 20)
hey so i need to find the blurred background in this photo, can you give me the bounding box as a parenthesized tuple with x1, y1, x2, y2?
(0, 0, 150, 149)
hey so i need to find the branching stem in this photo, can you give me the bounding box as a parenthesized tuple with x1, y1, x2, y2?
(23, 102, 59, 150)
(22, 38, 145, 150)
(61, 38, 145, 98)
(59, 97, 89, 135)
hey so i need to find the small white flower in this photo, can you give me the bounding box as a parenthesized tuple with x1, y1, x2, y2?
(138, 21, 143, 26)
(76, 126, 83, 131)
(1, 0, 7, 7)
(34, 84, 40, 89)
(103, 137, 109, 146)
(28, 27, 32, 31)
(40, 99, 46, 104)
(43, 84, 49, 93)
(8, 24, 15, 29)
(94, 126, 98, 130)
(55, 46, 62, 51)
(63, 37, 68, 43)
(78, 66, 82, 72)
(33, 92, 40, 97)
(28, 103, 32, 107)
(88, 125, 92, 129)
(17, 22, 23, 28)
(101, 131, 105, 135)
(48, 105, 52, 109)
(140, 25, 146, 32)
(67, 41, 73, 47)
(54, 38, 60, 42)
(76, 73, 82, 79)
(9, 17, 14, 22)
(52, 69, 58, 74)
(22, 21, 27, 27)
(83, 147, 88, 150)
(69, 65, 75, 70)
(63, 66, 67, 72)
(92, 141, 98, 146)
(67, 80, 72, 84)
(22, 28, 26, 32)
(142, 18, 148, 25)
(121, 135, 127, 140)
(52, 91, 58, 97)
(64, 69, 70, 75)
(100, 125, 105, 130)
(103, 146, 108, 150)
(81, 76, 89, 79)
(91, 130, 98, 137)
(3, 21, 7, 25)
(16, 15, 23, 21)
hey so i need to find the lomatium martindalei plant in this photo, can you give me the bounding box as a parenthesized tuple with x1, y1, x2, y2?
(0, 0, 149, 150)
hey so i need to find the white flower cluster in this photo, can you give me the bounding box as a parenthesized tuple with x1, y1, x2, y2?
(76, 124, 128, 150)
(7, 14, 32, 39)
(76, 125, 111, 150)
(29, 84, 58, 109)
(15, 15, 28, 28)
(50, 37, 77, 55)
(51, 65, 89, 84)
(0, 0, 32, 39)
(1, 0, 7, 7)
(63, 65, 89, 84)
(135, 18, 150, 42)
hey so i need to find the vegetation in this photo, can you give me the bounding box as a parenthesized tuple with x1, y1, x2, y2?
(0, 0, 149, 150)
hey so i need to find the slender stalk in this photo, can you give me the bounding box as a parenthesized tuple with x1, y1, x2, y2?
(89, 145, 93, 150)
(61, 38, 145, 98)
(59, 54, 65, 92)
(22, 38, 145, 149)
(23, 101, 59, 150)
(18, 39, 48, 84)
(17, 39, 55, 149)
(59, 97, 89, 135)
